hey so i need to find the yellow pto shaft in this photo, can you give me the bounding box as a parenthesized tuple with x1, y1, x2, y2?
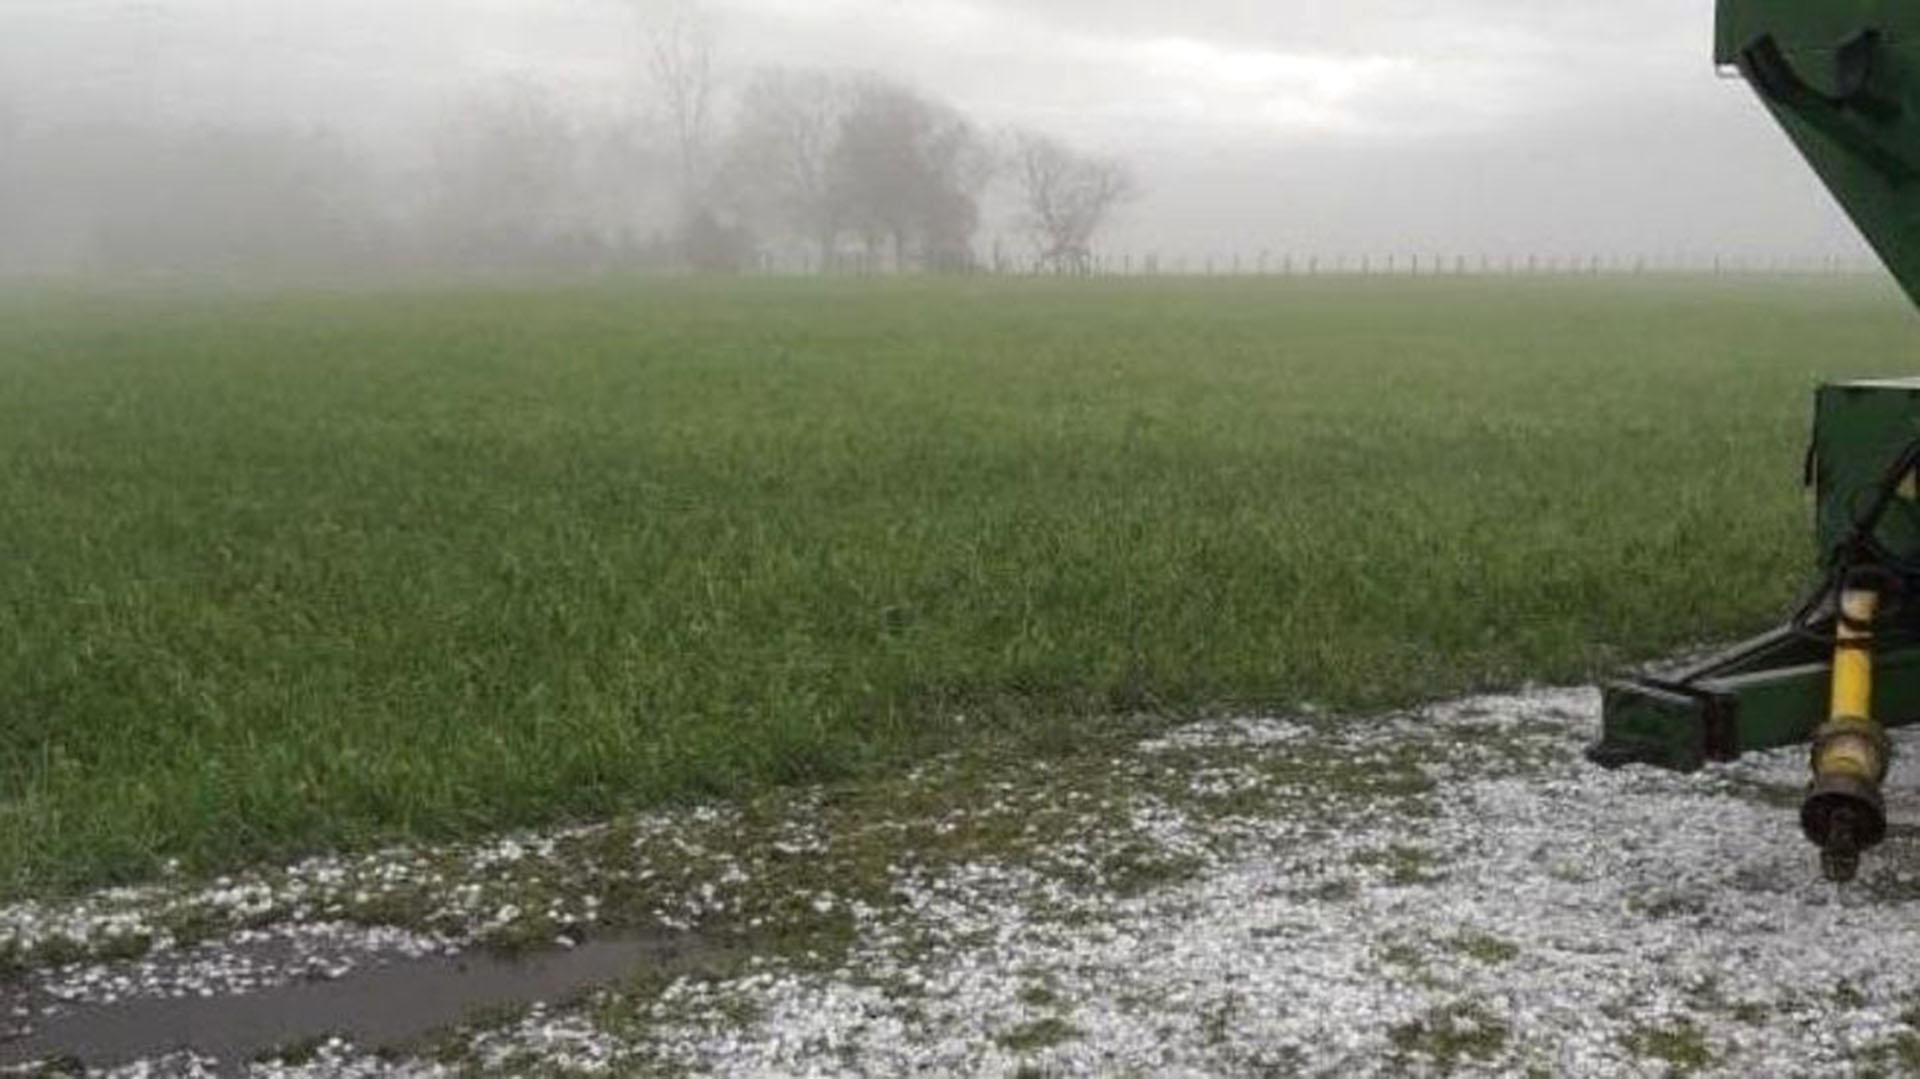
(1803, 587, 1892, 883)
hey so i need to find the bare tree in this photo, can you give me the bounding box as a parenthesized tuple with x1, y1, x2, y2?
(719, 68, 854, 262)
(642, 0, 717, 203)
(829, 78, 992, 271)
(1007, 130, 1135, 274)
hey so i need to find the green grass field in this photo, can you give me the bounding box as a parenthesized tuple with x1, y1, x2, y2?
(1, 275, 1911, 895)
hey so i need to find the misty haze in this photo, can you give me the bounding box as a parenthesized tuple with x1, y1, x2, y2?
(0, 0, 1884, 277)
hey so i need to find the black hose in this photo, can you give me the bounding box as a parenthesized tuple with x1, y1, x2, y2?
(1785, 435, 1920, 647)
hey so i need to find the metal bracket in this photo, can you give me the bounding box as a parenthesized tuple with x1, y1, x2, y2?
(1741, 31, 1918, 183)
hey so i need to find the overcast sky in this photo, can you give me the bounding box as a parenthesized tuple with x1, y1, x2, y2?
(0, 0, 1876, 263)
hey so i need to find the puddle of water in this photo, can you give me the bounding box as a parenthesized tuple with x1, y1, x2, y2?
(0, 929, 701, 1073)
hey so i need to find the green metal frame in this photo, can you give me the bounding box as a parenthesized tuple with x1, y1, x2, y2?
(1812, 381, 1920, 556)
(1717, 0, 1920, 306)
(1617, 0, 1920, 876)
(1596, 5, 1920, 779)
(1597, 627, 1920, 772)
(1595, 377, 1920, 773)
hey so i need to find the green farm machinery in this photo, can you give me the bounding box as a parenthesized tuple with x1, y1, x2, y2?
(1590, 1, 1920, 882)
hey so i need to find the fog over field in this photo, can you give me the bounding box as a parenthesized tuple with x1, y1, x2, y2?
(0, 0, 1875, 276)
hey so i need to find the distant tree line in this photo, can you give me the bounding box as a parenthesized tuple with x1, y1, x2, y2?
(717, 70, 994, 273)
(0, 5, 1135, 279)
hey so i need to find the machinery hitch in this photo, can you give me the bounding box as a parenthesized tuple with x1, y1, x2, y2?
(1593, 383, 1920, 881)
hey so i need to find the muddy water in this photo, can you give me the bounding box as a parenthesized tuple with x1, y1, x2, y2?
(0, 929, 701, 1073)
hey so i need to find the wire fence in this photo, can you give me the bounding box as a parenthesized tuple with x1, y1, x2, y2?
(747, 249, 1888, 279)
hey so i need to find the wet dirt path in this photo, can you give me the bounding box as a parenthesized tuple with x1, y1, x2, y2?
(1, 930, 699, 1073)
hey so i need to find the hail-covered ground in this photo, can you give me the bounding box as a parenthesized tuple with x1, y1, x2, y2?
(9, 688, 1920, 1077)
